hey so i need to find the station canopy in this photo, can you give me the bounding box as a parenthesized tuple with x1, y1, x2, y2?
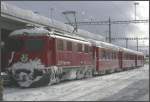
(1, 2, 105, 41)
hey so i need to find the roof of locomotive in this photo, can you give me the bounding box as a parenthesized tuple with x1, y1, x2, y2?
(9, 27, 92, 45)
(9, 27, 50, 36)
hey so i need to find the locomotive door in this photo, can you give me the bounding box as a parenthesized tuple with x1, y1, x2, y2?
(47, 38, 57, 66)
(118, 51, 123, 69)
(92, 46, 97, 71)
(95, 47, 99, 71)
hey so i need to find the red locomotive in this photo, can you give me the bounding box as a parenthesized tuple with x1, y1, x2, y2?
(4, 27, 144, 87)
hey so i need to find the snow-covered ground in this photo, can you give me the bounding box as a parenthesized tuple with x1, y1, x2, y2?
(3, 64, 149, 101)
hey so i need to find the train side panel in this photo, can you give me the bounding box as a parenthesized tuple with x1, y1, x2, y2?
(96, 47, 120, 73)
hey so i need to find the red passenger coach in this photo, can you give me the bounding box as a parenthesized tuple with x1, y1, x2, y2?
(136, 54, 144, 67)
(119, 47, 144, 69)
(121, 48, 137, 69)
(91, 41, 120, 74)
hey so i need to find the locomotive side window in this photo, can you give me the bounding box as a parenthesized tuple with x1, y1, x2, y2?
(84, 45, 88, 53)
(77, 43, 82, 52)
(57, 39, 64, 51)
(66, 41, 72, 51)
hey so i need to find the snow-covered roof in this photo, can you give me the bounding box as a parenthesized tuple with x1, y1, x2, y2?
(1, 2, 104, 41)
(90, 40, 120, 51)
(119, 46, 144, 55)
(9, 27, 91, 45)
(9, 27, 50, 36)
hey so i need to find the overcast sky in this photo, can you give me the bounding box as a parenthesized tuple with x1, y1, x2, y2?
(2, 1, 149, 54)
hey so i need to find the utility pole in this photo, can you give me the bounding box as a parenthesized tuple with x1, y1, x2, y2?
(134, 2, 139, 20)
(108, 17, 111, 43)
(62, 11, 78, 32)
(50, 8, 54, 24)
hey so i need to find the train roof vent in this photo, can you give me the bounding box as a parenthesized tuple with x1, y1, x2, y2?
(24, 24, 37, 29)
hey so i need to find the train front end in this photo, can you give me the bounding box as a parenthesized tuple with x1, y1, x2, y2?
(7, 27, 51, 88)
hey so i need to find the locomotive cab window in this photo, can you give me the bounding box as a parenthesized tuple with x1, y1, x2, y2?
(25, 39, 44, 52)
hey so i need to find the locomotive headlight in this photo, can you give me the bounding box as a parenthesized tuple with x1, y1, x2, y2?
(20, 54, 28, 63)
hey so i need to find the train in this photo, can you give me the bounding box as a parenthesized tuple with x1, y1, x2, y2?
(3, 26, 144, 88)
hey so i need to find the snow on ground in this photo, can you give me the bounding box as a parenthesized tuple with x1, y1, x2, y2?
(3, 64, 149, 101)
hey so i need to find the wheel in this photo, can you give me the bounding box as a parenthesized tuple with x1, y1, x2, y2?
(76, 70, 84, 80)
(84, 70, 93, 78)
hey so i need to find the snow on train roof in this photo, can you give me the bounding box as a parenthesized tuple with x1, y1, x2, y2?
(9, 27, 91, 45)
(90, 39, 144, 55)
(9, 27, 50, 36)
(119, 47, 144, 55)
(90, 40, 120, 51)
(1, 2, 104, 41)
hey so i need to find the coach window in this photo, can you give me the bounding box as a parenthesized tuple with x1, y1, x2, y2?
(102, 50, 106, 59)
(127, 54, 129, 60)
(110, 51, 113, 59)
(57, 39, 64, 51)
(125, 54, 127, 60)
(89, 46, 92, 53)
(126, 54, 128, 60)
(113, 52, 116, 59)
(114, 52, 116, 59)
(66, 41, 72, 51)
(112, 52, 114, 59)
(127, 54, 128, 60)
(108, 51, 111, 59)
(110, 52, 112, 59)
(105, 51, 108, 59)
(124, 53, 126, 59)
